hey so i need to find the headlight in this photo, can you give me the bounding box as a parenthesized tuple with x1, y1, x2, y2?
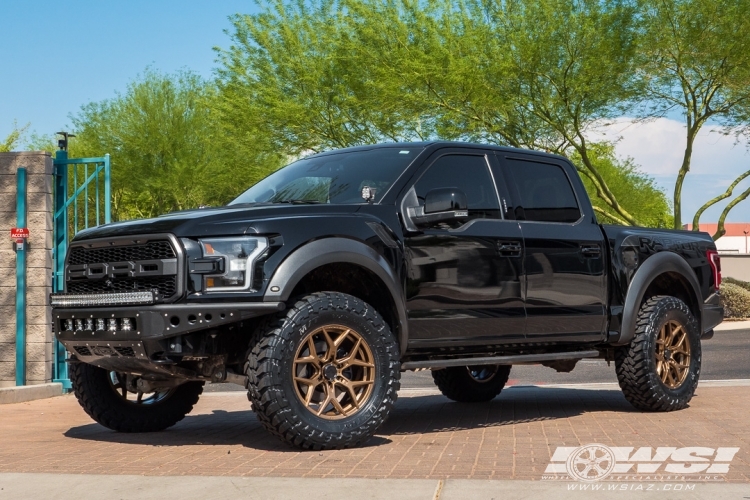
(199, 237, 268, 292)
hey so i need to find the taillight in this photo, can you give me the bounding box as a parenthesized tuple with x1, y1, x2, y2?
(707, 250, 721, 290)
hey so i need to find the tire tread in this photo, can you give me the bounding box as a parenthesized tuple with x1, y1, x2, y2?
(615, 295, 701, 412)
(70, 362, 203, 432)
(245, 292, 400, 450)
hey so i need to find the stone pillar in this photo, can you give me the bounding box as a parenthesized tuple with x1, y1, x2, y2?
(0, 152, 53, 387)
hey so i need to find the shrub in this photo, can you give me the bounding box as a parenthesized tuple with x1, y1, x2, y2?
(721, 282, 750, 319)
(725, 276, 750, 293)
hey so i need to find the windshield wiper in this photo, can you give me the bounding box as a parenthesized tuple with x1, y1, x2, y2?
(275, 199, 323, 204)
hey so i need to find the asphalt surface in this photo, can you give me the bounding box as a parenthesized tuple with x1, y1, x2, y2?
(205, 328, 749, 392)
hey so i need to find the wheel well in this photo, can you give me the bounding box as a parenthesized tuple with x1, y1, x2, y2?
(641, 271, 701, 322)
(288, 262, 400, 345)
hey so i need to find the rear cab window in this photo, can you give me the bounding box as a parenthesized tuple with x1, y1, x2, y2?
(501, 158, 582, 223)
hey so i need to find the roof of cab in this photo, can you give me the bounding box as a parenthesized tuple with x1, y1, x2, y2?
(309, 141, 571, 163)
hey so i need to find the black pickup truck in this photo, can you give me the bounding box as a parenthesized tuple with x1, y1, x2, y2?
(52, 142, 724, 450)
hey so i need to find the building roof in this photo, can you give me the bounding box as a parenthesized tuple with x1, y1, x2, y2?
(684, 223, 750, 237)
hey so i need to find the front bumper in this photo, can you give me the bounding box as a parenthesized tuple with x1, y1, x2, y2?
(54, 301, 285, 368)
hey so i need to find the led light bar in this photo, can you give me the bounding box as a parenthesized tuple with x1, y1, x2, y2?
(51, 291, 155, 307)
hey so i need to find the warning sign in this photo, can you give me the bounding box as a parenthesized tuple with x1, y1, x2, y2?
(10, 228, 29, 239)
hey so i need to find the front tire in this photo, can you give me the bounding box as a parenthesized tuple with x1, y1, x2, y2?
(615, 295, 701, 411)
(432, 364, 511, 402)
(69, 362, 203, 432)
(246, 292, 400, 450)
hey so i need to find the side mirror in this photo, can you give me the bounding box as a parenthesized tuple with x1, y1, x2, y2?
(407, 188, 469, 226)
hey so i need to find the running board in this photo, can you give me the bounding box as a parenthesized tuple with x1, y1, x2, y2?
(401, 350, 601, 370)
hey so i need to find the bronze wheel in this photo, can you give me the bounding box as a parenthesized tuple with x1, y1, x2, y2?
(615, 295, 701, 412)
(247, 292, 400, 449)
(292, 324, 376, 420)
(654, 320, 691, 389)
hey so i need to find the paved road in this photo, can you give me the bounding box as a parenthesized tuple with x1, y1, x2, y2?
(206, 328, 749, 392)
(4, 331, 749, 499)
(2, 385, 749, 483)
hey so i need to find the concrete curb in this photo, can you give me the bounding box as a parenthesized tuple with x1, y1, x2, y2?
(0, 473, 746, 500)
(714, 320, 750, 331)
(0, 383, 63, 404)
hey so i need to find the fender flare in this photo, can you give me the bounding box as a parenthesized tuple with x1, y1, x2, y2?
(615, 251, 703, 345)
(263, 237, 409, 354)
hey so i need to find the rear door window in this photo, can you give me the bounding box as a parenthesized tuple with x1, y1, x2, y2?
(504, 159, 581, 223)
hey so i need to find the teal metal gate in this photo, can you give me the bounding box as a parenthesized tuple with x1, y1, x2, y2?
(52, 147, 111, 388)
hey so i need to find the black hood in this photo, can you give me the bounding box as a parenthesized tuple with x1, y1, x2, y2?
(73, 204, 364, 240)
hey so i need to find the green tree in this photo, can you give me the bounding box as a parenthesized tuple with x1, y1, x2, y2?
(216, 1, 427, 157)
(217, 0, 668, 226)
(0, 122, 29, 152)
(70, 69, 273, 220)
(639, 0, 750, 234)
(25, 132, 57, 153)
(573, 143, 673, 227)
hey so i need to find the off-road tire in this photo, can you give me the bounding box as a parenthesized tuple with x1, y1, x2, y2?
(69, 361, 204, 432)
(615, 295, 701, 411)
(432, 364, 511, 402)
(245, 292, 400, 450)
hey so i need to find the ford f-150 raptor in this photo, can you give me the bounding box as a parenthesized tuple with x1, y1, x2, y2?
(52, 142, 724, 450)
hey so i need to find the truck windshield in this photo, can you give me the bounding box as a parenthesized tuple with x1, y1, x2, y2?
(230, 147, 423, 205)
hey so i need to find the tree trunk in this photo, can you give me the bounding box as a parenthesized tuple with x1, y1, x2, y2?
(673, 129, 696, 230)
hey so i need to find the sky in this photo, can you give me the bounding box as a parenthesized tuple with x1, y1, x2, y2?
(1, 1, 749, 224)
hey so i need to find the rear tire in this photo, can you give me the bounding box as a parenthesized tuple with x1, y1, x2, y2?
(432, 364, 511, 402)
(615, 295, 701, 411)
(70, 361, 203, 432)
(246, 292, 400, 450)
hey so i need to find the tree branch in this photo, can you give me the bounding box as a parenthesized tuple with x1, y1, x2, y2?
(592, 205, 629, 226)
(713, 184, 750, 240)
(693, 169, 750, 230)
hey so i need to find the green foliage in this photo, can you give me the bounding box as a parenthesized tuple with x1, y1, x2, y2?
(639, 0, 750, 230)
(572, 143, 673, 227)
(725, 277, 750, 293)
(1, 122, 29, 152)
(721, 282, 750, 318)
(215, 0, 661, 225)
(25, 132, 57, 154)
(70, 69, 280, 220)
(49, 0, 746, 229)
(216, 0, 429, 156)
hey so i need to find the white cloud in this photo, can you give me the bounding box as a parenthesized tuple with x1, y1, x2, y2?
(586, 117, 750, 223)
(589, 117, 750, 177)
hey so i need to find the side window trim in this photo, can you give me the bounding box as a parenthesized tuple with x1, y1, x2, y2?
(487, 153, 515, 220)
(499, 154, 585, 225)
(484, 154, 507, 221)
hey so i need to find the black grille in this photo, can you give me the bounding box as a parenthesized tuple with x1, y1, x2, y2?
(68, 275, 177, 297)
(114, 347, 135, 357)
(91, 346, 116, 356)
(69, 240, 175, 266)
(74, 346, 92, 356)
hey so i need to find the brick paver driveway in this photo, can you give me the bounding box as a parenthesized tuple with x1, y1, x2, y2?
(1, 385, 748, 482)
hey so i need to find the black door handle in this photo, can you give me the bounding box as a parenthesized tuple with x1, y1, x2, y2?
(497, 241, 522, 256)
(581, 245, 601, 257)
